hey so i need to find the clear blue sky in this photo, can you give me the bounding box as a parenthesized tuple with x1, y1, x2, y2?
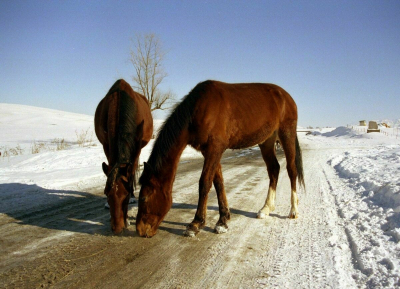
(1, 1, 399, 127)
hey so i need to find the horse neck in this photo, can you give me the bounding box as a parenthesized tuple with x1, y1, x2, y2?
(155, 130, 189, 194)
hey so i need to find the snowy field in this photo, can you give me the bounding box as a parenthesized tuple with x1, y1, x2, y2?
(1, 103, 400, 287)
(0, 103, 201, 191)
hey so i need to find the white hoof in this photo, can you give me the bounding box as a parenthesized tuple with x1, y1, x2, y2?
(288, 209, 298, 219)
(183, 229, 196, 238)
(257, 211, 267, 219)
(215, 225, 228, 234)
(257, 206, 270, 219)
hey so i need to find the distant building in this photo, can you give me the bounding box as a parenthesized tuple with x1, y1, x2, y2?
(359, 120, 367, 126)
(367, 121, 380, 133)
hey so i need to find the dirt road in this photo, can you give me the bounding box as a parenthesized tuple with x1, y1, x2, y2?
(0, 146, 356, 288)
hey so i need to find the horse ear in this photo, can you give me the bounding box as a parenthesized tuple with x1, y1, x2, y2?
(102, 162, 109, 175)
(125, 163, 133, 175)
(140, 162, 153, 184)
(119, 163, 132, 177)
(143, 162, 152, 173)
(135, 120, 144, 142)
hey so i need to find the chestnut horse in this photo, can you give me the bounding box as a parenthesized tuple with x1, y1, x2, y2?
(136, 80, 304, 238)
(95, 79, 153, 234)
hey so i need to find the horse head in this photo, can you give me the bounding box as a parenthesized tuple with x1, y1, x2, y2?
(103, 162, 133, 234)
(136, 162, 172, 237)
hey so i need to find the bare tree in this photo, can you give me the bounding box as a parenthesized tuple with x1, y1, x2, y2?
(129, 34, 175, 111)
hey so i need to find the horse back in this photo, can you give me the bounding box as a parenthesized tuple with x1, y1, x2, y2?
(189, 81, 297, 149)
(94, 79, 153, 163)
(110, 80, 153, 144)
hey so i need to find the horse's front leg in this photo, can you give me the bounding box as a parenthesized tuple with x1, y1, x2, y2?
(184, 151, 222, 237)
(213, 163, 230, 234)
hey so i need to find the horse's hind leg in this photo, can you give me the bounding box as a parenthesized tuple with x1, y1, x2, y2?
(257, 134, 280, 219)
(214, 163, 230, 234)
(279, 128, 299, 219)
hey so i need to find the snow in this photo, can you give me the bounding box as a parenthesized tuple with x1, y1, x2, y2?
(0, 103, 201, 192)
(302, 126, 400, 287)
(1, 103, 400, 287)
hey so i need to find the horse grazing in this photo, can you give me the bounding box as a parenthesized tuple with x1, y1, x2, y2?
(136, 80, 304, 238)
(95, 79, 153, 234)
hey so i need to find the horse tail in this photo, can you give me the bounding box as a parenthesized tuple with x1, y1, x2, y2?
(295, 135, 305, 190)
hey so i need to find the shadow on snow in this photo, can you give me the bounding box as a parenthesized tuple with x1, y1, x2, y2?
(0, 180, 287, 237)
(0, 183, 111, 235)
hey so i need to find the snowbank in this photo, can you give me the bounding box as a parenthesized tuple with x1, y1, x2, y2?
(302, 126, 400, 287)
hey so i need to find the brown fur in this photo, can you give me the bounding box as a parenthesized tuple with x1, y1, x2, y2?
(95, 79, 153, 234)
(136, 80, 304, 237)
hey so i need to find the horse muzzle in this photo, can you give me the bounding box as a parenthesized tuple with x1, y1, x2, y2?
(136, 220, 156, 238)
(111, 218, 127, 235)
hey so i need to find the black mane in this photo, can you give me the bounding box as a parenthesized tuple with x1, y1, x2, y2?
(108, 79, 138, 166)
(116, 90, 137, 164)
(140, 81, 211, 183)
(105, 80, 138, 190)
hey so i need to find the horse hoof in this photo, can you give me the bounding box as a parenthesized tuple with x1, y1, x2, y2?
(288, 211, 298, 219)
(183, 229, 196, 238)
(257, 211, 268, 219)
(215, 225, 228, 234)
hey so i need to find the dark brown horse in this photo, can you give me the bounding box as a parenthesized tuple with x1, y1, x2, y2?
(136, 80, 304, 238)
(95, 79, 153, 234)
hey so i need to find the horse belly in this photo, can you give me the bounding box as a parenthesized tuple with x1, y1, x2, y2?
(189, 118, 275, 150)
(228, 124, 275, 149)
(94, 101, 108, 146)
(229, 100, 284, 149)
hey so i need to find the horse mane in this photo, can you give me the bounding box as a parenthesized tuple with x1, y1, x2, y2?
(105, 80, 138, 192)
(108, 79, 138, 165)
(117, 90, 137, 164)
(140, 81, 212, 182)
